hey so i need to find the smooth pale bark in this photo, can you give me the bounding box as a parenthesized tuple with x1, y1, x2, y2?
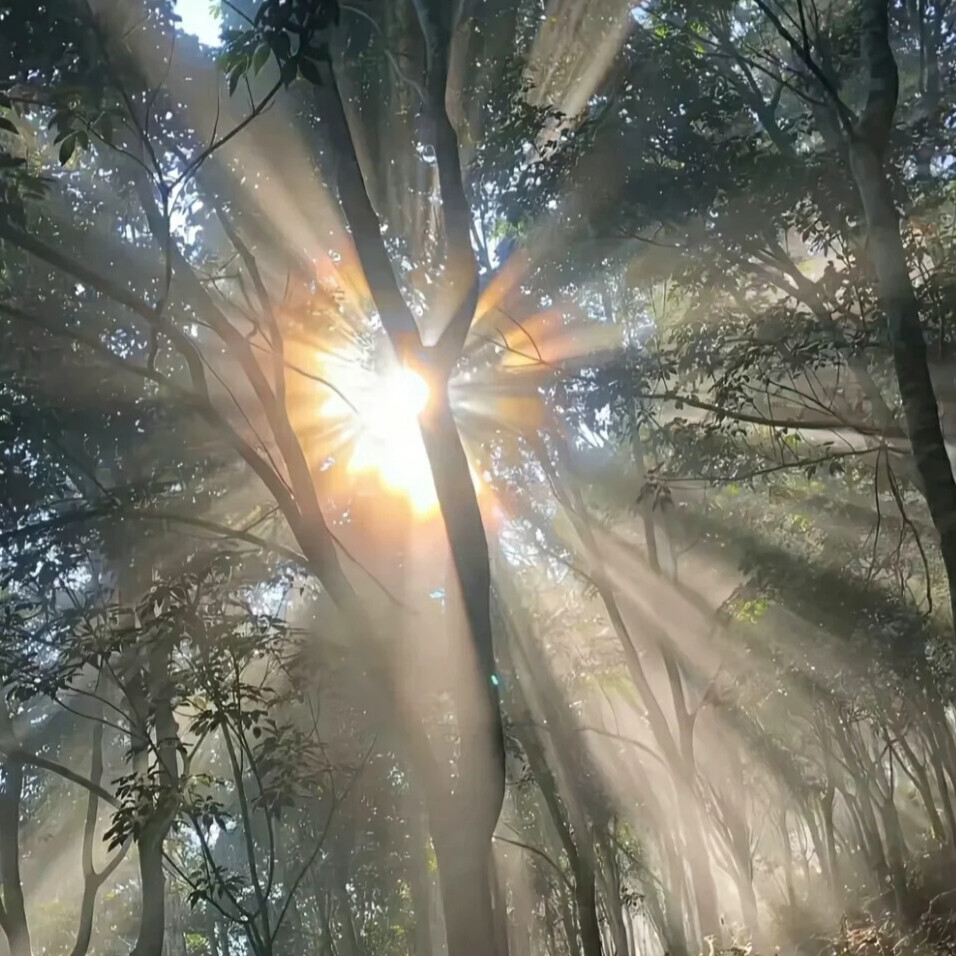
(432, 835, 498, 956)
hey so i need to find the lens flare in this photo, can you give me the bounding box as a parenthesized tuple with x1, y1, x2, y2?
(342, 366, 439, 515)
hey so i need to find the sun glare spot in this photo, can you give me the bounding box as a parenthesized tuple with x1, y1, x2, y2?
(377, 367, 431, 420)
(308, 342, 486, 519)
(174, 0, 222, 47)
(344, 367, 438, 515)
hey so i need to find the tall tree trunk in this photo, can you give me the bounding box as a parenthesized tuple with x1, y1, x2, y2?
(779, 810, 796, 910)
(847, 0, 956, 629)
(432, 834, 498, 956)
(334, 881, 363, 956)
(601, 833, 631, 956)
(408, 806, 436, 956)
(130, 828, 167, 956)
(558, 885, 580, 956)
(537, 427, 720, 948)
(162, 885, 188, 956)
(70, 714, 129, 956)
(490, 854, 511, 956)
(0, 737, 30, 956)
(926, 731, 956, 849)
(676, 783, 721, 947)
(319, 57, 506, 956)
(660, 831, 691, 956)
(128, 638, 181, 956)
(879, 797, 913, 920)
(507, 682, 605, 956)
(624, 424, 720, 947)
(544, 893, 559, 956)
(895, 734, 946, 843)
(820, 789, 841, 894)
(733, 869, 760, 948)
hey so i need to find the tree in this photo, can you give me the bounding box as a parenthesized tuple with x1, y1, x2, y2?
(7, 0, 956, 954)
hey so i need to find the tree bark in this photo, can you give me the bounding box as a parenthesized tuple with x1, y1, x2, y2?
(433, 833, 499, 956)
(130, 828, 167, 956)
(408, 807, 435, 956)
(70, 715, 128, 956)
(128, 638, 181, 956)
(319, 55, 506, 956)
(510, 708, 605, 956)
(926, 727, 956, 849)
(0, 753, 30, 956)
(846, 0, 956, 630)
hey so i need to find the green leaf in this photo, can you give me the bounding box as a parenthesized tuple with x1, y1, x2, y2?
(300, 42, 328, 63)
(252, 43, 271, 75)
(280, 58, 298, 87)
(228, 66, 243, 96)
(0, 117, 18, 136)
(270, 32, 291, 60)
(59, 133, 78, 165)
(297, 56, 323, 86)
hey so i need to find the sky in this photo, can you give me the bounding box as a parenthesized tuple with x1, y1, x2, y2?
(175, 0, 223, 46)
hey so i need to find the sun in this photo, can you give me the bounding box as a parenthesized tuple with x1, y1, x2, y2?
(367, 367, 431, 423)
(317, 363, 440, 515)
(303, 330, 488, 519)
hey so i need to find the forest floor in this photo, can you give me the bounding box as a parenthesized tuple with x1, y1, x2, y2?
(759, 852, 956, 956)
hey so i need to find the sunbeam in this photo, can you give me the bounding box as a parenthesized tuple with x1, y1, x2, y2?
(4, 2, 956, 956)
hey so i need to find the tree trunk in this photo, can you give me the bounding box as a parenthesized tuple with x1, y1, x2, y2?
(71, 714, 129, 956)
(676, 783, 721, 947)
(490, 855, 511, 956)
(821, 789, 841, 894)
(733, 869, 760, 948)
(320, 63, 506, 956)
(130, 829, 167, 956)
(878, 797, 913, 921)
(128, 643, 180, 956)
(334, 881, 363, 956)
(71, 879, 98, 956)
(0, 761, 30, 956)
(433, 834, 499, 956)
(601, 836, 631, 956)
(508, 691, 605, 956)
(544, 894, 559, 956)
(559, 887, 580, 956)
(779, 810, 796, 910)
(661, 832, 691, 956)
(847, 0, 956, 630)
(575, 870, 604, 956)
(897, 736, 947, 843)
(408, 807, 436, 956)
(162, 885, 188, 956)
(927, 733, 956, 849)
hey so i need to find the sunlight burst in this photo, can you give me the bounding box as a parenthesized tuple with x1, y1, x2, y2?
(322, 364, 439, 515)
